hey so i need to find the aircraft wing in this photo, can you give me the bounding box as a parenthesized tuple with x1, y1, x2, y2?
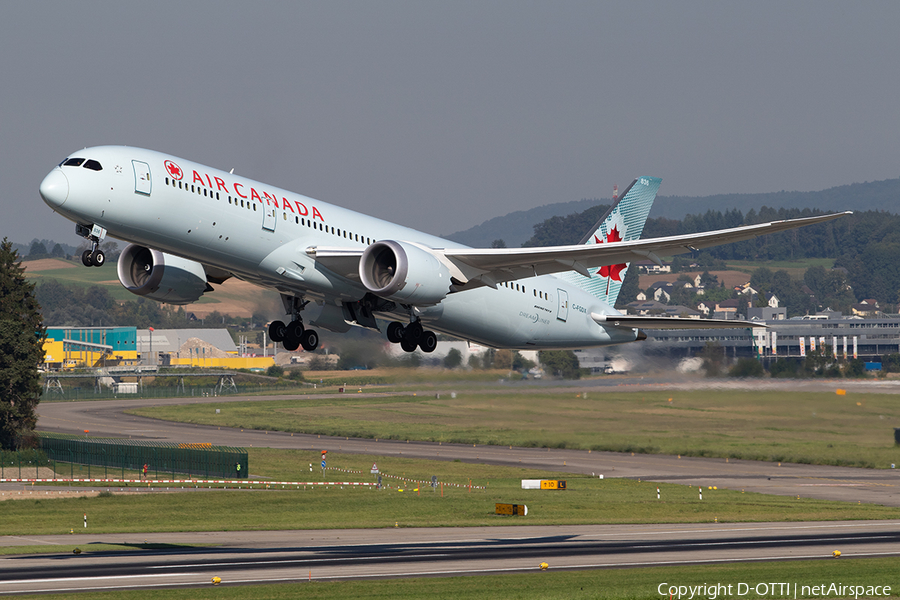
(439, 212, 850, 287)
(590, 313, 764, 329)
(308, 211, 850, 287)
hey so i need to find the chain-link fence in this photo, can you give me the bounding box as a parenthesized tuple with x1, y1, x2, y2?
(32, 434, 248, 479)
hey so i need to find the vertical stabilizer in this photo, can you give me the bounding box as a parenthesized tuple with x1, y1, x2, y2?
(557, 176, 661, 307)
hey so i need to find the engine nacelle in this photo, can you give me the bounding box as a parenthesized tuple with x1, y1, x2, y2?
(359, 240, 451, 305)
(117, 244, 211, 305)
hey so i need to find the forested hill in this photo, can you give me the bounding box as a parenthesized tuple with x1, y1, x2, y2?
(445, 177, 900, 248)
(651, 177, 900, 220)
(443, 198, 599, 248)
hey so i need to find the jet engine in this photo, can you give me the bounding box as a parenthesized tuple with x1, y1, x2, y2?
(117, 244, 212, 305)
(359, 240, 451, 305)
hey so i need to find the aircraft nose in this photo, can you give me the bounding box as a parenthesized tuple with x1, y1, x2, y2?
(40, 169, 69, 208)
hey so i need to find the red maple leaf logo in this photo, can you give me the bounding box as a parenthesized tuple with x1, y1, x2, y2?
(594, 225, 626, 281)
(164, 160, 183, 180)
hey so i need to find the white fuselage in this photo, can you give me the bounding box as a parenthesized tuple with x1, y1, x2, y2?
(40, 146, 636, 349)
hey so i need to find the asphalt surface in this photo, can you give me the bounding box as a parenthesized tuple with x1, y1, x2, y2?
(5, 378, 898, 594)
(2, 521, 899, 594)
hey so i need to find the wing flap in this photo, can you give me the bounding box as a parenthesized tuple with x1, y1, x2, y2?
(306, 246, 364, 280)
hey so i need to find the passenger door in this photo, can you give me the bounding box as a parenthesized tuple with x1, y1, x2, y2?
(132, 160, 152, 196)
(262, 206, 277, 232)
(557, 288, 569, 322)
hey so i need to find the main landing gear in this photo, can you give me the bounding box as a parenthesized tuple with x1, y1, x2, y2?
(269, 295, 319, 352)
(387, 320, 437, 353)
(269, 319, 318, 352)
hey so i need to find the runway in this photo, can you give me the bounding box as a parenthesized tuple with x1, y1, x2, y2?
(2, 521, 898, 594)
(6, 382, 898, 594)
(34, 384, 900, 507)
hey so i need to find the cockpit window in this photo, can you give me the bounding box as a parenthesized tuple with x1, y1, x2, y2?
(63, 158, 85, 167)
(83, 159, 102, 171)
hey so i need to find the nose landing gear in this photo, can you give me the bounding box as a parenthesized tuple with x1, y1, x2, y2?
(81, 248, 105, 267)
(75, 223, 107, 267)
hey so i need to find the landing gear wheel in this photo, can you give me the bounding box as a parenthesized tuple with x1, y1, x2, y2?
(400, 338, 417, 353)
(90, 249, 105, 267)
(419, 331, 438, 353)
(404, 322, 423, 344)
(386, 321, 405, 344)
(81, 250, 94, 267)
(268, 320, 286, 343)
(282, 337, 300, 352)
(300, 329, 319, 352)
(286, 320, 305, 343)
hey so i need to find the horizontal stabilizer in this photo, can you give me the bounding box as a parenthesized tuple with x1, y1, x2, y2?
(590, 312, 765, 330)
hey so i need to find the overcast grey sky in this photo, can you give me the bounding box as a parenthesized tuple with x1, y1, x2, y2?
(5, 1, 899, 245)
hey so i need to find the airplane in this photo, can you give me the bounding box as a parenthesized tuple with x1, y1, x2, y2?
(39, 146, 849, 354)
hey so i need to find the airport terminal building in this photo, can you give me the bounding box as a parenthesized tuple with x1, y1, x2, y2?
(576, 310, 900, 373)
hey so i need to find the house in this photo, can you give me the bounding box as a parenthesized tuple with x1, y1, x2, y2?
(696, 301, 712, 316)
(715, 299, 741, 314)
(664, 305, 701, 319)
(851, 303, 880, 317)
(749, 291, 780, 309)
(634, 260, 671, 274)
(647, 281, 673, 303)
(627, 300, 669, 315)
(647, 280, 694, 303)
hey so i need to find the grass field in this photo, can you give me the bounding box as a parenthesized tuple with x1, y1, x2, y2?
(24, 261, 137, 301)
(4, 449, 898, 537)
(21, 257, 282, 316)
(724, 258, 836, 278)
(130, 389, 900, 468)
(14, 557, 900, 599)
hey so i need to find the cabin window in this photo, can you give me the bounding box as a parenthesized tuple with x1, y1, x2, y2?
(63, 158, 86, 167)
(83, 159, 102, 171)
